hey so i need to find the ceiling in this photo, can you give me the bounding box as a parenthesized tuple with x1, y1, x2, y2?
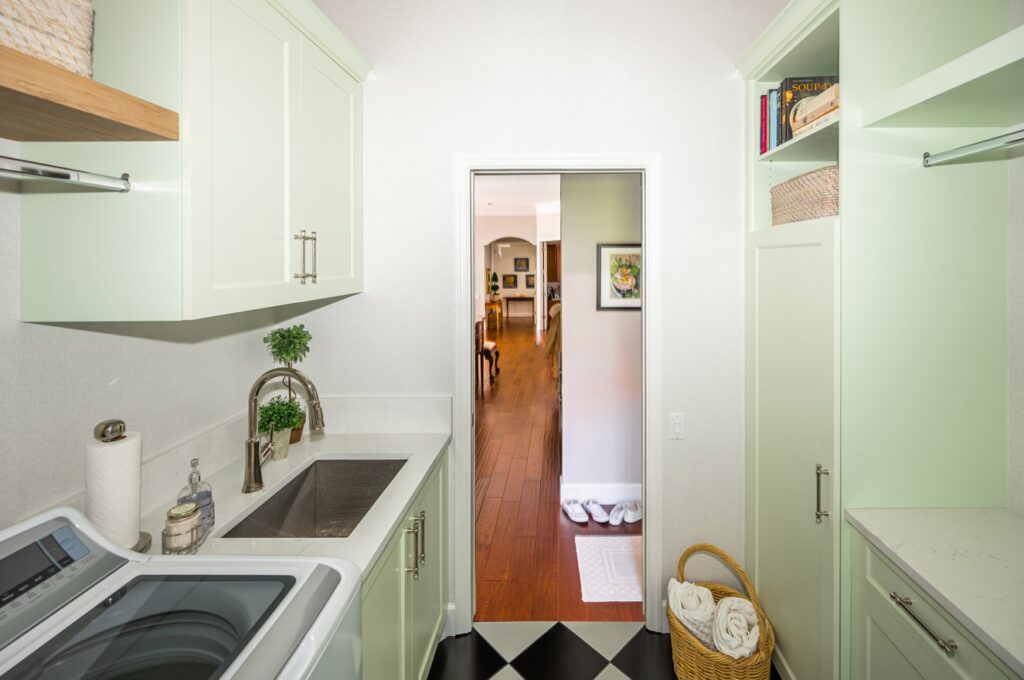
(474, 174, 560, 217)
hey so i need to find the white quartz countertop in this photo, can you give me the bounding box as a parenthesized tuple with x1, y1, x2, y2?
(845, 507, 1024, 676)
(141, 431, 451, 576)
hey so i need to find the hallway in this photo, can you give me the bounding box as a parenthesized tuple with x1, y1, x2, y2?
(475, 317, 643, 622)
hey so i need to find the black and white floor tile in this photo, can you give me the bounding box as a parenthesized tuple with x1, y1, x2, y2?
(427, 622, 676, 680)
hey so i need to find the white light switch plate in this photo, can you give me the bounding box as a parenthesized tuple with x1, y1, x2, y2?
(669, 412, 685, 440)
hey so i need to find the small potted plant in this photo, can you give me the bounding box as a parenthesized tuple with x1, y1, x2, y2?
(258, 396, 305, 460)
(489, 272, 499, 301)
(263, 324, 312, 443)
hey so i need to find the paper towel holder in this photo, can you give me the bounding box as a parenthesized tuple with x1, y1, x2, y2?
(92, 419, 152, 553)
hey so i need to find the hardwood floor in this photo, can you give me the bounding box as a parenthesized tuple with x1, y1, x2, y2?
(474, 316, 643, 622)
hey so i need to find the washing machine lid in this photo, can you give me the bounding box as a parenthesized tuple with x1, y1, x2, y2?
(0, 513, 342, 680)
(3, 573, 295, 680)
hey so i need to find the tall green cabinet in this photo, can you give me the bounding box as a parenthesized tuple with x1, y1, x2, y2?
(20, 0, 369, 321)
(739, 0, 1016, 678)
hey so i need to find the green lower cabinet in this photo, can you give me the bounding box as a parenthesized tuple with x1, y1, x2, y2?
(362, 456, 448, 680)
(850, 532, 1015, 680)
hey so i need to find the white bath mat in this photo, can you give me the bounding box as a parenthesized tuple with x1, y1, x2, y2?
(574, 535, 642, 602)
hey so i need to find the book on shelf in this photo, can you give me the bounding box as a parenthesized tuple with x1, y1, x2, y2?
(779, 76, 837, 143)
(768, 89, 779, 149)
(791, 83, 840, 133)
(792, 108, 839, 139)
(760, 94, 767, 154)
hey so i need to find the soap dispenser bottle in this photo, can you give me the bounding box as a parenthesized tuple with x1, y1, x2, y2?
(177, 458, 215, 535)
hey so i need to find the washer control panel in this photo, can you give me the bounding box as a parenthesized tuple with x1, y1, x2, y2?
(0, 517, 126, 652)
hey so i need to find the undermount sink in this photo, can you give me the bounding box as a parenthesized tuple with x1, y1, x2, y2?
(224, 459, 407, 539)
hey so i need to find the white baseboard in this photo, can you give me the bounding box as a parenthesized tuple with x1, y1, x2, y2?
(559, 481, 642, 505)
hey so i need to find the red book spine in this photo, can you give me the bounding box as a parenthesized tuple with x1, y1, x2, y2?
(760, 94, 768, 154)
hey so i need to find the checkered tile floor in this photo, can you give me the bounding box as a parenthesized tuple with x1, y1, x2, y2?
(427, 622, 674, 680)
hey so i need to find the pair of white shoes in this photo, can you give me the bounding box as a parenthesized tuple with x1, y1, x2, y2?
(562, 499, 642, 526)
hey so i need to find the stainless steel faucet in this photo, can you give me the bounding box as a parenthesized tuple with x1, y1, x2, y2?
(242, 367, 326, 493)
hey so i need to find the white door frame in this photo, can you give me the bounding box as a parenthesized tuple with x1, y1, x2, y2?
(451, 154, 665, 634)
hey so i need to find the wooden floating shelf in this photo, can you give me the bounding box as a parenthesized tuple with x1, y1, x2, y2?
(0, 44, 178, 142)
(862, 25, 1024, 128)
(760, 112, 839, 162)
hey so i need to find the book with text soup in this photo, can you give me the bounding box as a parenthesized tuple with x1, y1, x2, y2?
(780, 76, 837, 143)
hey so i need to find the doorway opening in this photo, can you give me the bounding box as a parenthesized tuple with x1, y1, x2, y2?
(472, 172, 645, 622)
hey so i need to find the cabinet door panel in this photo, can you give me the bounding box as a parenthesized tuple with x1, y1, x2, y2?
(187, 0, 301, 318)
(297, 37, 363, 298)
(409, 462, 447, 679)
(362, 526, 409, 680)
(748, 221, 837, 679)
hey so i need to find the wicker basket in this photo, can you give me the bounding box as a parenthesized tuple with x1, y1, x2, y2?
(0, 0, 94, 77)
(770, 165, 838, 225)
(667, 543, 776, 680)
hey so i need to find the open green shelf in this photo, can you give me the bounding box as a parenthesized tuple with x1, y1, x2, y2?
(759, 112, 839, 162)
(862, 24, 1024, 127)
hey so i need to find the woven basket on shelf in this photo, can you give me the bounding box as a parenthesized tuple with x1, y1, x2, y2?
(667, 543, 775, 680)
(770, 164, 838, 225)
(0, 0, 94, 77)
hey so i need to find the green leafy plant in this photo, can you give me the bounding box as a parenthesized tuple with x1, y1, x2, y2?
(489, 272, 499, 298)
(263, 324, 312, 366)
(264, 324, 312, 403)
(257, 396, 305, 434)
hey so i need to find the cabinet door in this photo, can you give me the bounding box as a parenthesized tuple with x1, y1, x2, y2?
(851, 580, 948, 680)
(747, 219, 838, 679)
(186, 0, 303, 318)
(295, 37, 363, 299)
(362, 525, 410, 680)
(409, 461, 447, 680)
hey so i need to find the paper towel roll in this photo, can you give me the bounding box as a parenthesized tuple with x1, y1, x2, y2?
(85, 432, 141, 549)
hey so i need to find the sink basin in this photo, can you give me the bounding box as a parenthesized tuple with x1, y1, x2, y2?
(224, 459, 406, 539)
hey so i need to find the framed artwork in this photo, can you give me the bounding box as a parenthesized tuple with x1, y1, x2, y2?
(502, 274, 518, 289)
(597, 244, 641, 310)
(525, 274, 536, 289)
(514, 257, 529, 272)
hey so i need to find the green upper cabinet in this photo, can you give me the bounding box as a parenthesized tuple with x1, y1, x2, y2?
(20, 0, 369, 321)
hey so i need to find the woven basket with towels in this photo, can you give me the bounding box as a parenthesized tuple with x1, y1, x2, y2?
(667, 543, 776, 680)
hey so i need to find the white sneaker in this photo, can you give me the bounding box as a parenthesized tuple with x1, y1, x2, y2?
(609, 503, 626, 526)
(582, 499, 610, 523)
(623, 500, 642, 523)
(562, 499, 588, 524)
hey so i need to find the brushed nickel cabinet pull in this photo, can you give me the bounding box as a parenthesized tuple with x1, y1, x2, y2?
(310, 231, 318, 284)
(404, 517, 421, 580)
(418, 510, 426, 565)
(294, 230, 315, 284)
(815, 464, 831, 523)
(889, 591, 957, 657)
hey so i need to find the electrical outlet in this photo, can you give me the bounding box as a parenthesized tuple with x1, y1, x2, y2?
(669, 413, 685, 440)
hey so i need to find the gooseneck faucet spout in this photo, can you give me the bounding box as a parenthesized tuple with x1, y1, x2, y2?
(242, 367, 325, 493)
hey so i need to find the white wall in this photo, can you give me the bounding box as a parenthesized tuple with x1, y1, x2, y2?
(308, 0, 786, 592)
(1008, 2, 1023, 514)
(561, 174, 642, 501)
(474, 215, 536, 319)
(0, 138, 306, 525)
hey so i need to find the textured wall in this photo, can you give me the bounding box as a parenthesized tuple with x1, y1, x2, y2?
(0, 139, 308, 525)
(308, 0, 787, 588)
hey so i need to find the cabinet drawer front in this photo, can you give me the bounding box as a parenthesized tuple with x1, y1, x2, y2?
(851, 533, 1014, 679)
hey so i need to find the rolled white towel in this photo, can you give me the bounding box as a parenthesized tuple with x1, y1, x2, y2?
(667, 578, 716, 650)
(712, 596, 760, 660)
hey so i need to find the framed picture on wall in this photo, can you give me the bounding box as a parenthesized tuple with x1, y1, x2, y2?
(525, 274, 535, 288)
(514, 257, 529, 272)
(502, 274, 518, 288)
(597, 243, 641, 310)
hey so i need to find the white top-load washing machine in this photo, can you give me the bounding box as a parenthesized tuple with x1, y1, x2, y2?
(0, 508, 361, 680)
